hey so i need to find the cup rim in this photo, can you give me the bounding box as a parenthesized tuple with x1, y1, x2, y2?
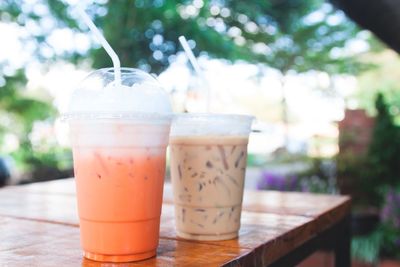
(172, 113, 255, 122)
(61, 112, 173, 122)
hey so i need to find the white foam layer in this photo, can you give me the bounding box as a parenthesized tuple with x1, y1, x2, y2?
(67, 68, 172, 119)
(69, 82, 171, 115)
(70, 121, 171, 148)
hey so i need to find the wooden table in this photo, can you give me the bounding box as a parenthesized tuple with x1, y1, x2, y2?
(0, 178, 351, 266)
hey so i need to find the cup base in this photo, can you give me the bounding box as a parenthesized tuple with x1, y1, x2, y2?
(177, 231, 238, 241)
(83, 249, 156, 263)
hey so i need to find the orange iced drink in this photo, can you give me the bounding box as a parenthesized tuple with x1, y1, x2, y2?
(65, 68, 172, 262)
(71, 120, 170, 262)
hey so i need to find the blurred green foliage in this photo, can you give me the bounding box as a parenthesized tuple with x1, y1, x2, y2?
(0, 70, 56, 171)
(355, 51, 400, 121)
(0, 0, 373, 178)
(352, 186, 400, 262)
(337, 93, 400, 206)
(336, 151, 370, 204)
(0, 74, 49, 128)
(366, 94, 400, 188)
(379, 186, 400, 259)
(296, 157, 338, 194)
(362, 93, 400, 207)
(352, 230, 382, 263)
(1, 0, 368, 73)
(338, 93, 400, 261)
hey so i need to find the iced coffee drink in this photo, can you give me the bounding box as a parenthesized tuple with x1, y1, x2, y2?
(169, 114, 253, 241)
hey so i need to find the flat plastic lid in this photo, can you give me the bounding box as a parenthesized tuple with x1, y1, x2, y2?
(171, 113, 254, 136)
(62, 68, 172, 122)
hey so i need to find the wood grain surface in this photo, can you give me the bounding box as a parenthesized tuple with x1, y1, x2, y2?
(0, 178, 351, 266)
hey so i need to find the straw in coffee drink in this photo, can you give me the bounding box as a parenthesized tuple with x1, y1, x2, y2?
(77, 7, 121, 86)
(178, 36, 211, 112)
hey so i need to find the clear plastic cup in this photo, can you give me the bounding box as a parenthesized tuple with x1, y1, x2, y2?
(64, 68, 172, 262)
(169, 113, 254, 241)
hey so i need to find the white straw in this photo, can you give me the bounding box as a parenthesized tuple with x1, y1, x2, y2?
(178, 36, 210, 112)
(77, 7, 121, 85)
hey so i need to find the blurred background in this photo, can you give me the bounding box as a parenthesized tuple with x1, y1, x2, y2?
(0, 0, 399, 265)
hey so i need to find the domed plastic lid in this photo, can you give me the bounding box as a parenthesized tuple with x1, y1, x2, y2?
(63, 68, 172, 123)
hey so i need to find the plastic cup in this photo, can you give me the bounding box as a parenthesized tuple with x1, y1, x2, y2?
(65, 68, 172, 262)
(169, 114, 253, 241)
